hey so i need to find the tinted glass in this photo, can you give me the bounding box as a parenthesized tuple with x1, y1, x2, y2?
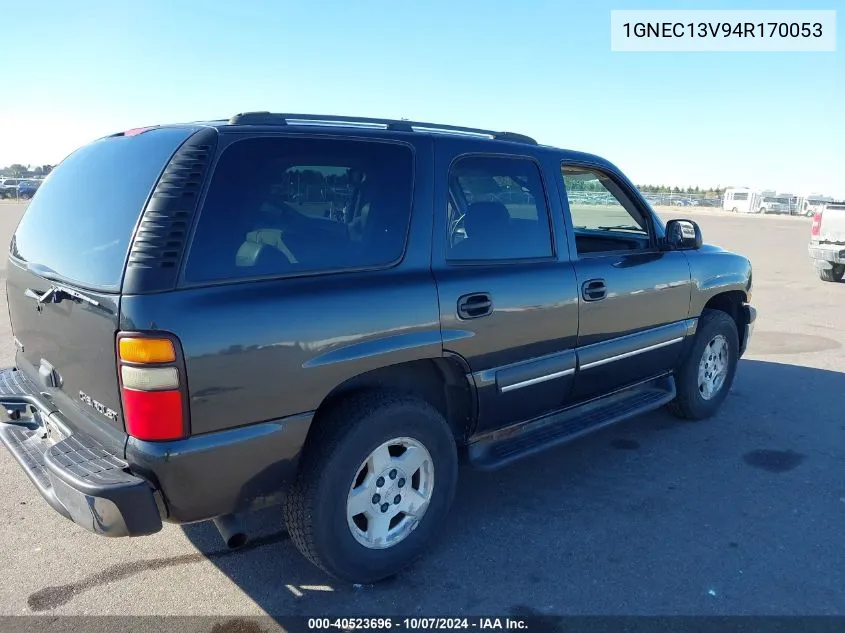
(184, 136, 414, 283)
(11, 127, 193, 291)
(447, 155, 553, 261)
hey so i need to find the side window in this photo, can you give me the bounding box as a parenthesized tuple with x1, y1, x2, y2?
(561, 164, 652, 255)
(184, 137, 414, 283)
(447, 155, 553, 261)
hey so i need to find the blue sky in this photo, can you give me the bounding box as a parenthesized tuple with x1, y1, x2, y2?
(1, 0, 842, 196)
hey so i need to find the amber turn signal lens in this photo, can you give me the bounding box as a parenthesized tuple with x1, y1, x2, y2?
(119, 337, 176, 364)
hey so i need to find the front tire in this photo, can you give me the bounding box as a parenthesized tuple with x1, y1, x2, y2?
(819, 265, 845, 282)
(283, 392, 458, 584)
(668, 309, 739, 420)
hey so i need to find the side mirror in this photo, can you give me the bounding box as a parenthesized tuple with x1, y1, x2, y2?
(664, 219, 703, 250)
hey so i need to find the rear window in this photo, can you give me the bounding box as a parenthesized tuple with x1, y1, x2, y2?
(11, 127, 195, 291)
(183, 136, 414, 284)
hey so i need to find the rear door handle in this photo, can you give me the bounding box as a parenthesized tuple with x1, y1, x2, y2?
(457, 292, 493, 319)
(582, 279, 607, 302)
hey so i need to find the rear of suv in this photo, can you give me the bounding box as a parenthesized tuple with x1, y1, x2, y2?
(1, 112, 755, 583)
(1, 118, 439, 569)
(809, 201, 845, 282)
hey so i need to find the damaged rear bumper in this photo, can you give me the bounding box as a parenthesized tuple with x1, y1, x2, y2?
(0, 368, 163, 537)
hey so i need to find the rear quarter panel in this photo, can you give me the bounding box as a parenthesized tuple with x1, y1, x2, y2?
(119, 135, 441, 436)
(120, 270, 442, 435)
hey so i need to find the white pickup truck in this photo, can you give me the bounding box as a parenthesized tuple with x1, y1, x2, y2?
(809, 201, 845, 282)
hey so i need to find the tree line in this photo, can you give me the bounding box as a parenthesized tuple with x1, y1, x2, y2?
(0, 162, 725, 198)
(558, 176, 724, 196)
(1, 164, 54, 178)
(637, 185, 724, 196)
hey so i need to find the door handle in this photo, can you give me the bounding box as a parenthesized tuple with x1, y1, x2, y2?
(457, 293, 494, 319)
(582, 279, 607, 302)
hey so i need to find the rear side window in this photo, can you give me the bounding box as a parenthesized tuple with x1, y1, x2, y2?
(11, 127, 194, 291)
(446, 155, 553, 261)
(183, 136, 414, 283)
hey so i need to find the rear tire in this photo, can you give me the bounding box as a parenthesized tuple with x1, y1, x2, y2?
(283, 392, 458, 584)
(668, 309, 739, 421)
(819, 265, 845, 282)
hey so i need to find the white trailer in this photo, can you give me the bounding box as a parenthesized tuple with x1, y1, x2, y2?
(723, 187, 762, 213)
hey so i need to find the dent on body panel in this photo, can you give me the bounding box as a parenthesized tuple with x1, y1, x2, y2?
(303, 329, 442, 368)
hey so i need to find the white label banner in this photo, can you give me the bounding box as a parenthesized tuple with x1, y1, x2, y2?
(611, 10, 837, 52)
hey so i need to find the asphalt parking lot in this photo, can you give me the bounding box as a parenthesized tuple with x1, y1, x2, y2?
(0, 201, 843, 619)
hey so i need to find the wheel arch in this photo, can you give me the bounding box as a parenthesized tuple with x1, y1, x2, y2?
(308, 356, 477, 448)
(701, 290, 747, 350)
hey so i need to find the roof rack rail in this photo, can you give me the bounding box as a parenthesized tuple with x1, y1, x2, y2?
(227, 111, 538, 145)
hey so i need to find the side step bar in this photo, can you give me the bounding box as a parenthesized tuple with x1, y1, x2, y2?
(467, 375, 676, 470)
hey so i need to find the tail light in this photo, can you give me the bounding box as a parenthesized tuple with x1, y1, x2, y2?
(117, 333, 189, 441)
(811, 212, 822, 237)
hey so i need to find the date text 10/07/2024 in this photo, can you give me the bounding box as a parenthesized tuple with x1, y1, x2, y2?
(622, 22, 823, 39)
(307, 618, 529, 630)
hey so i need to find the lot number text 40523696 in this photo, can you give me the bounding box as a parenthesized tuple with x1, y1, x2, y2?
(307, 618, 529, 630)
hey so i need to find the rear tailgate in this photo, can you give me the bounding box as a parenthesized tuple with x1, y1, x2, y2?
(815, 203, 845, 244)
(5, 126, 198, 441)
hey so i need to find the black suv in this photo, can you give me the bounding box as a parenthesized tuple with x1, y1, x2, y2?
(0, 112, 755, 583)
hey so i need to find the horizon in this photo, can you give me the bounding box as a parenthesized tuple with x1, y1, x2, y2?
(0, 0, 842, 197)
(0, 159, 834, 198)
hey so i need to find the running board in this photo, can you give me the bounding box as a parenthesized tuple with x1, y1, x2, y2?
(467, 375, 676, 470)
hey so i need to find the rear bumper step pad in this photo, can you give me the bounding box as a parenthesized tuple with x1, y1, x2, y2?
(0, 368, 162, 537)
